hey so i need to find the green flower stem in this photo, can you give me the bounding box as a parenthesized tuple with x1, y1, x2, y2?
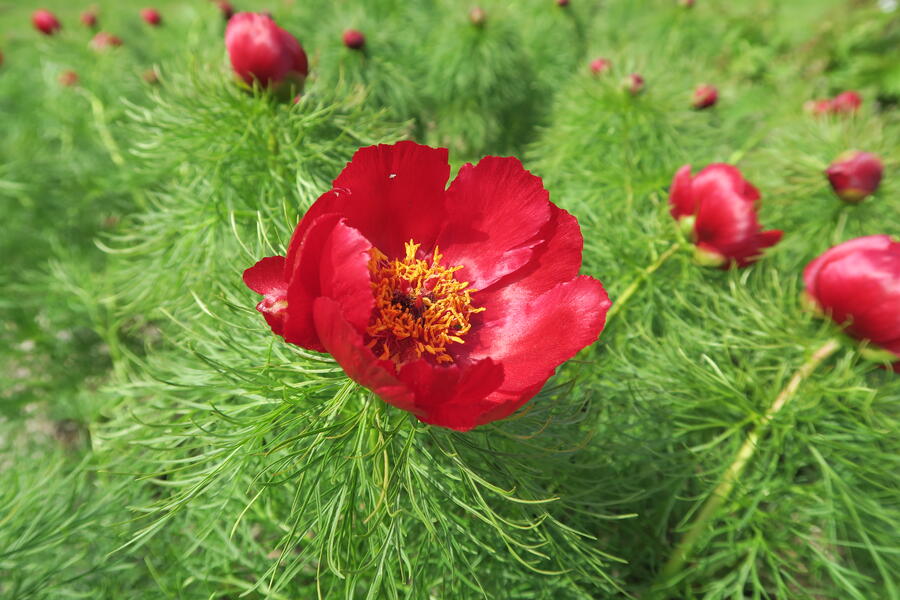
(657, 338, 842, 585)
(605, 241, 683, 326)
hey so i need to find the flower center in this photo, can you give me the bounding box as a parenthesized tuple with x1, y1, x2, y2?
(366, 240, 484, 366)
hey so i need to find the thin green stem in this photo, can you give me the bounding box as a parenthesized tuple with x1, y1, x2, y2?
(657, 338, 842, 587)
(606, 242, 682, 325)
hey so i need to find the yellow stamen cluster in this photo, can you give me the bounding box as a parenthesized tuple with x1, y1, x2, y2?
(366, 240, 484, 366)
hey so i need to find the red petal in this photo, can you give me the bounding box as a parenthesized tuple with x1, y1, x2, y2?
(669, 164, 695, 220)
(691, 165, 774, 266)
(694, 163, 760, 204)
(243, 255, 286, 296)
(313, 297, 418, 414)
(243, 256, 288, 336)
(478, 205, 583, 304)
(331, 142, 451, 258)
(396, 359, 505, 431)
(438, 156, 553, 290)
(808, 236, 900, 343)
(804, 235, 890, 291)
(283, 216, 373, 351)
(465, 276, 611, 419)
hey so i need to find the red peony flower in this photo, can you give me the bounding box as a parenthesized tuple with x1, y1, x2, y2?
(803, 235, 900, 371)
(342, 29, 365, 50)
(81, 10, 98, 28)
(825, 150, 883, 204)
(623, 73, 644, 95)
(225, 12, 308, 89)
(243, 142, 611, 431)
(830, 90, 861, 114)
(140, 8, 162, 26)
(691, 84, 718, 109)
(669, 164, 782, 268)
(590, 57, 612, 75)
(33, 9, 61, 35)
(90, 32, 123, 51)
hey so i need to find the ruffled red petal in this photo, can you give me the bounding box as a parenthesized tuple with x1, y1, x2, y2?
(243, 255, 288, 336)
(396, 358, 505, 431)
(477, 205, 584, 308)
(669, 164, 695, 220)
(243, 255, 286, 296)
(331, 142, 451, 258)
(465, 276, 610, 420)
(438, 156, 553, 290)
(283, 216, 373, 351)
(313, 297, 418, 414)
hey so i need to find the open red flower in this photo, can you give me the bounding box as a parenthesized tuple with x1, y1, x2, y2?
(803, 235, 900, 371)
(244, 142, 611, 431)
(225, 12, 308, 89)
(669, 164, 782, 268)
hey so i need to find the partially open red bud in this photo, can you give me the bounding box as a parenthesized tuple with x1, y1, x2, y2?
(59, 70, 79, 86)
(81, 10, 98, 28)
(141, 8, 162, 26)
(691, 83, 717, 109)
(830, 90, 861, 114)
(343, 29, 365, 50)
(825, 151, 883, 204)
(90, 32, 123, 51)
(33, 10, 62, 35)
(804, 235, 900, 372)
(590, 57, 611, 75)
(469, 6, 487, 26)
(225, 12, 309, 91)
(623, 73, 644, 95)
(669, 164, 782, 268)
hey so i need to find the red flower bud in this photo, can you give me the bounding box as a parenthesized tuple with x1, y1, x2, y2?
(90, 32, 123, 51)
(469, 6, 487, 26)
(215, 1, 235, 20)
(81, 10, 98, 28)
(243, 142, 611, 431)
(33, 10, 61, 35)
(143, 69, 159, 84)
(825, 151, 883, 204)
(342, 29, 365, 50)
(225, 12, 309, 90)
(140, 8, 162, 26)
(59, 70, 79, 87)
(803, 98, 832, 117)
(623, 73, 644, 95)
(804, 235, 900, 371)
(557, 0, 570, 6)
(691, 83, 717, 109)
(589, 57, 611, 75)
(669, 164, 782, 268)
(830, 90, 861, 115)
